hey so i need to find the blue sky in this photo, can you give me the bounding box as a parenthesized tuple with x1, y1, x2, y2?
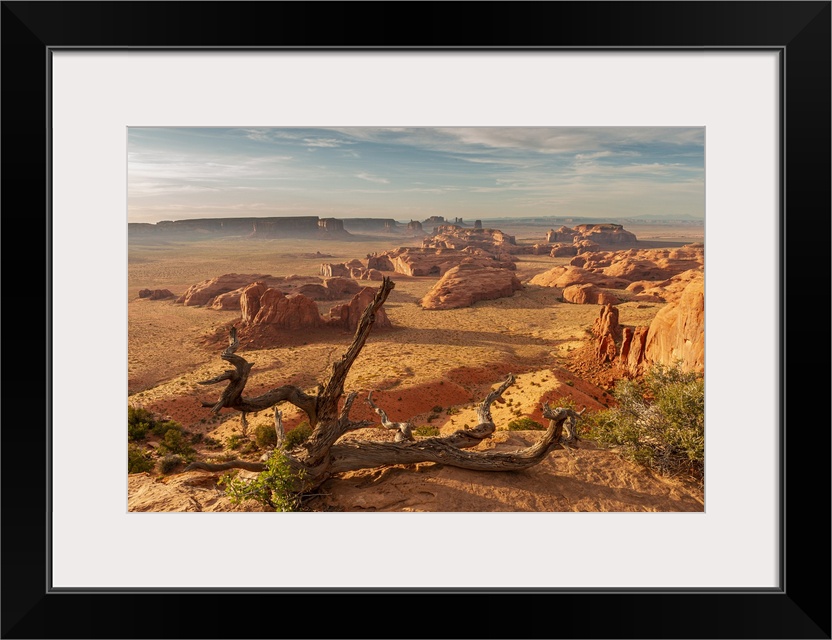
(128, 127, 704, 223)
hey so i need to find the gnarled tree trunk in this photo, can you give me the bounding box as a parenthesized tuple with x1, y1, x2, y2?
(186, 277, 582, 493)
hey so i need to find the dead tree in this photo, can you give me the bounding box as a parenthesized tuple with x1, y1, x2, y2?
(186, 277, 582, 492)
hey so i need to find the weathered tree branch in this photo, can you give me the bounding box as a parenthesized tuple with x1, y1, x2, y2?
(366, 391, 414, 442)
(301, 277, 396, 467)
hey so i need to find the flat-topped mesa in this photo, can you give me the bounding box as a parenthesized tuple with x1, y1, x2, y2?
(421, 263, 523, 310)
(423, 224, 518, 253)
(546, 223, 638, 247)
(340, 218, 400, 234)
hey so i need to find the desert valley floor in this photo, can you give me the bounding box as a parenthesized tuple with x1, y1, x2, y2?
(127, 222, 705, 512)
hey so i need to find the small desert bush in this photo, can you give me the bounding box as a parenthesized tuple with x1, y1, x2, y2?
(157, 429, 195, 460)
(283, 422, 312, 449)
(158, 454, 182, 475)
(414, 425, 440, 437)
(128, 444, 154, 474)
(506, 417, 546, 431)
(584, 363, 704, 480)
(225, 434, 244, 450)
(151, 420, 183, 439)
(255, 424, 278, 449)
(220, 451, 304, 512)
(127, 406, 155, 441)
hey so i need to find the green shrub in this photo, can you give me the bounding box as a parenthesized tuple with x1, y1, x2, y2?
(283, 422, 312, 449)
(506, 417, 546, 431)
(414, 426, 440, 437)
(225, 433, 244, 450)
(431, 405, 443, 413)
(157, 428, 195, 459)
(255, 424, 278, 449)
(219, 451, 304, 511)
(584, 363, 704, 480)
(151, 420, 182, 438)
(158, 454, 182, 475)
(128, 444, 154, 474)
(128, 406, 156, 441)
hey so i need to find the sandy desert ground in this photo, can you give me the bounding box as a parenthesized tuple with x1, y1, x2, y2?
(127, 222, 705, 512)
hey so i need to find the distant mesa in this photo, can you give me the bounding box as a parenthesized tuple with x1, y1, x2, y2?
(546, 223, 638, 246)
(421, 264, 523, 310)
(137, 288, 176, 300)
(406, 220, 424, 235)
(129, 216, 407, 239)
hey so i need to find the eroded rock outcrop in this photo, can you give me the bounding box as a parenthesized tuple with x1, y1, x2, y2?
(328, 287, 392, 331)
(422, 225, 518, 253)
(643, 274, 704, 373)
(138, 288, 176, 300)
(366, 247, 514, 277)
(529, 266, 630, 289)
(421, 264, 522, 310)
(589, 272, 704, 375)
(178, 274, 321, 307)
(547, 223, 637, 246)
(562, 284, 620, 305)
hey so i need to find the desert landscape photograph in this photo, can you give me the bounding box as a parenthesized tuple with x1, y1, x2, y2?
(127, 126, 705, 512)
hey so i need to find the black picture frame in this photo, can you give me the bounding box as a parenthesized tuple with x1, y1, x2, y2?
(2, 2, 829, 638)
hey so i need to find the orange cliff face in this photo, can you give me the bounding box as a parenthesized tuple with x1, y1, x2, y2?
(590, 271, 704, 376)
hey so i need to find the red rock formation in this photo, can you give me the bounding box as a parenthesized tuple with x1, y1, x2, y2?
(210, 290, 244, 310)
(529, 266, 630, 289)
(138, 288, 176, 300)
(550, 244, 578, 257)
(546, 226, 579, 243)
(423, 225, 517, 253)
(573, 223, 637, 245)
(644, 275, 704, 372)
(327, 287, 392, 331)
(421, 264, 523, 310)
(177, 274, 273, 306)
(593, 305, 623, 364)
(248, 290, 323, 329)
(562, 284, 620, 305)
(587, 272, 703, 375)
(239, 283, 269, 324)
(547, 223, 637, 246)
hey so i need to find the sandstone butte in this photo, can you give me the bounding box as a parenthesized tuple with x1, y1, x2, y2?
(420, 264, 523, 310)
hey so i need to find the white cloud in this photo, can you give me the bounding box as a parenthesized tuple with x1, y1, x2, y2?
(355, 172, 390, 184)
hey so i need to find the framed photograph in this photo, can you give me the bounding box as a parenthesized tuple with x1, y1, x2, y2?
(3, 2, 829, 638)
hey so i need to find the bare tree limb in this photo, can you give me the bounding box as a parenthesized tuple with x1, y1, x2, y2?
(366, 391, 414, 442)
